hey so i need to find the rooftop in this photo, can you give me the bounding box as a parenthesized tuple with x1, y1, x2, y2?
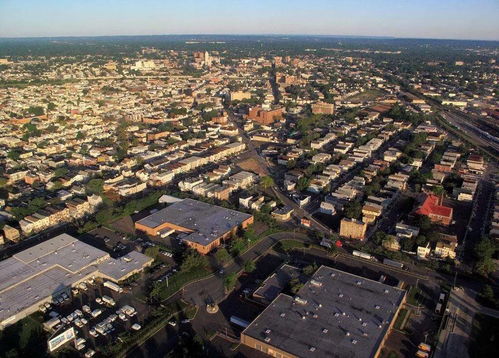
(136, 198, 252, 247)
(0, 234, 152, 326)
(243, 266, 406, 358)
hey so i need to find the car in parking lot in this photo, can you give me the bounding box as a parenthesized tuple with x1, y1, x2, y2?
(82, 305, 91, 314)
(85, 349, 96, 358)
(131, 323, 141, 331)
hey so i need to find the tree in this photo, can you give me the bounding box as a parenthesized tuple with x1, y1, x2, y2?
(144, 246, 160, 260)
(260, 176, 275, 190)
(244, 260, 256, 273)
(224, 272, 238, 292)
(289, 278, 303, 294)
(417, 216, 432, 231)
(181, 250, 208, 272)
(474, 238, 495, 261)
(343, 200, 362, 220)
(303, 263, 318, 276)
(432, 186, 445, 196)
(230, 237, 246, 256)
(475, 257, 496, 277)
(7, 149, 21, 160)
(27, 106, 44, 116)
(53, 167, 68, 178)
(86, 178, 104, 195)
(215, 248, 230, 265)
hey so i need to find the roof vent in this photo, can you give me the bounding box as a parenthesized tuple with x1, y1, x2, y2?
(302, 315, 306, 320)
(294, 297, 308, 305)
(362, 322, 367, 327)
(264, 337, 271, 343)
(280, 312, 286, 318)
(322, 328, 328, 334)
(346, 331, 350, 336)
(265, 329, 271, 334)
(375, 305, 380, 310)
(310, 279, 322, 287)
(356, 281, 362, 285)
(309, 346, 316, 352)
(338, 293, 344, 298)
(352, 339, 358, 344)
(384, 289, 389, 294)
(334, 312, 340, 317)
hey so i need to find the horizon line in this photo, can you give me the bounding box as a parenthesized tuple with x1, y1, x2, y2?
(0, 33, 498, 43)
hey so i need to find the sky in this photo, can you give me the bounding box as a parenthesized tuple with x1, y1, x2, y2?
(0, 0, 498, 40)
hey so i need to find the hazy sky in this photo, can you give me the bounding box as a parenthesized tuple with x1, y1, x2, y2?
(1, 0, 498, 40)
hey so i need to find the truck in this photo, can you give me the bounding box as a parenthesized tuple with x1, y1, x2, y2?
(102, 295, 116, 306)
(353, 250, 375, 261)
(383, 258, 405, 269)
(121, 305, 136, 316)
(230, 315, 250, 328)
(103, 281, 123, 293)
(435, 303, 442, 314)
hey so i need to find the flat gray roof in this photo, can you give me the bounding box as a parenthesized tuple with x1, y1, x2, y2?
(0, 234, 152, 326)
(243, 266, 406, 358)
(137, 198, 252, 247)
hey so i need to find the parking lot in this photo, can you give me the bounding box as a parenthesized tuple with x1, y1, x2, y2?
(41, 278, 151, 356)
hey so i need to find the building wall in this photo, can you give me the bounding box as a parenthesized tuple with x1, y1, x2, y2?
(339, 219, 367, 240)
(240, 334, 298, 358)
(135, 221, 194, 236)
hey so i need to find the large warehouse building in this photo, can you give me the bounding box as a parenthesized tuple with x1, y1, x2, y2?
(135, 198, 254, 254)
(0, 233, 152, 329)
(241, 266, 406, 358)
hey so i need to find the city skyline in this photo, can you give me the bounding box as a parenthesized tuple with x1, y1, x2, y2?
(1, 0, 499, 41)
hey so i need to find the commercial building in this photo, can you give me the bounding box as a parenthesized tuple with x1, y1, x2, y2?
(0, 234, 153, 329)
(241, 266, 406, 358)
(135, 198, 254, 254)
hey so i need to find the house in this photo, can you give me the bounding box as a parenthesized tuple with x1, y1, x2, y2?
(414, 194, 453, 226)
(434, 234, 458, 259)
(271, 206, 294, 221)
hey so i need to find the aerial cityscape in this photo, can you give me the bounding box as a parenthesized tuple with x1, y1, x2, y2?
(0, 1, 498, 358)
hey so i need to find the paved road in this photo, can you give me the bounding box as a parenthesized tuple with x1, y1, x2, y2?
(179, 231, 312, 306)
(434, 287, 499, 358)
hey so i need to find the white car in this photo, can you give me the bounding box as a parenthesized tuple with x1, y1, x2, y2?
(119, 313, 128, 321)
(85, 350, 96, 358)
(74, 319, 83, 327)
(82, 305, 91, 313)
(81, 318, 88, 325)
(131, 323, 142, 331)
(95, 297, 103, 304)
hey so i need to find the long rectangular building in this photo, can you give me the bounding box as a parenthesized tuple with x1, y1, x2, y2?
(135, 198, 254, 254)
(241, 266, 406, 358)
(0, 233, 153, 329)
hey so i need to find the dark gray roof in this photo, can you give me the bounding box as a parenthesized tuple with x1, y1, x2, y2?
(242, 266, 406, 358)
(136, 198, 252, 247)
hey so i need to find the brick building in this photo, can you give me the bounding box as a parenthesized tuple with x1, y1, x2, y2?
(248, 107, 284, 125)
